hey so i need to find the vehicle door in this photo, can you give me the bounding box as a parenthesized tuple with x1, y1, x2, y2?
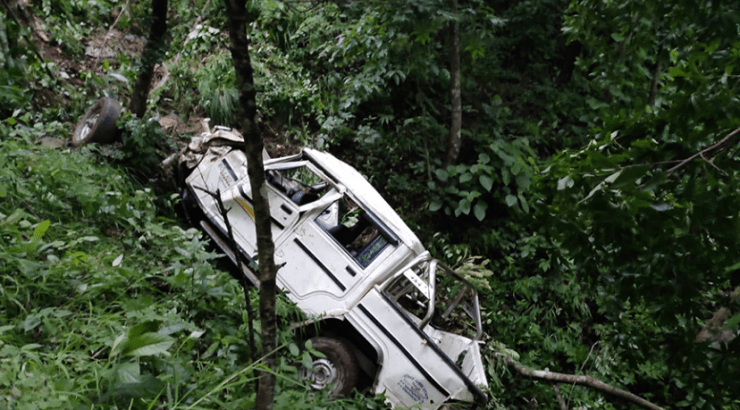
(276, 192, 400, 314)
(347, 254, 487, 408)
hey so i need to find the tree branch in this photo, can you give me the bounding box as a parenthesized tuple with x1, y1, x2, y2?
(553, 384, 567, 410)
(567, 342, 597, 408)
(667, 127, 740, 173)
(445, 0, 462, 166)
(208, 188, 259, 381)
(497, 354, 665, 410)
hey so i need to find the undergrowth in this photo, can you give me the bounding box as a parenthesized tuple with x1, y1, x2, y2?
(0, 122, 380, 409)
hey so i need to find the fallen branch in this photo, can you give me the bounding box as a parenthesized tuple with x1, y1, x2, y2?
(667, 127, 740, 173)
(497, 353, 665, 410)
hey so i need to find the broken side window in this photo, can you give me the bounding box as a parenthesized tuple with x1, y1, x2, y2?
(265, 164, 331, 206)
(314, 196, 397, 269)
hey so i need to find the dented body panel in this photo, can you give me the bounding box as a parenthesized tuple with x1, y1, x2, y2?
(178, 128, 488, 409)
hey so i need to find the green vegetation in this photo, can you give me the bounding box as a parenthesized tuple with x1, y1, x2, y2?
(2, 0, 739, 409)
(0, 127, 387, 408)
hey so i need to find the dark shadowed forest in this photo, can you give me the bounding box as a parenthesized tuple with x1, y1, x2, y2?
(1, 0, 738, 408)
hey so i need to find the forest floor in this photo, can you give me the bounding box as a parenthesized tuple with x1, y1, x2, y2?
(26, 8, 299, 158)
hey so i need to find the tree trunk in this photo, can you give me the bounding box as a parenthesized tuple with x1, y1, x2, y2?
(129, 0, 168, 118)
(648, 60, 660, 107)
(223, 1, 278, 409)
(446, 0, 462, 166)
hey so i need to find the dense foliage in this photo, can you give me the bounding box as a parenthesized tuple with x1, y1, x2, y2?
(1, 0, 738, 409)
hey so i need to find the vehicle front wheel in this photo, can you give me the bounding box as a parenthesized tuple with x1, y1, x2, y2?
(71, 97, 122, 148)
(300, 336, 359, 398)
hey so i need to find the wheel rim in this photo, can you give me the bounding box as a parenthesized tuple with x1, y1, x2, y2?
(301, 358, 338, 390)
(79, 113, 100, 142)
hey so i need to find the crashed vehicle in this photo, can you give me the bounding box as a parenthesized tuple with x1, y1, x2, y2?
(175, 126, 489, 409)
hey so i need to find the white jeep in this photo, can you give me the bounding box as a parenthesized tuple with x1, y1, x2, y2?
(176, 126, 489, 409)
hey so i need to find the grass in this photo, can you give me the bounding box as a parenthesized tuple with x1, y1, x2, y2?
(0, 121, 382, 409)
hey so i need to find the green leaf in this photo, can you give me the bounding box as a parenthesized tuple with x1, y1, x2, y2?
(505, 194, 518, 207)
(435, 169, 449, 182)
(668, 66, 688, 78)
(611, 165, 649, 189)
(289, 343, 300, 357)
(32, 220, 50, 241)
(4, 208, 23, 225)
(670, 49, 679, 63)
(22, 315, 41, 332)
(642, 172, 667, 191)
(201, 341, 219, 359)
(122, 332, 174, 357)
(479, 153, 490, 164)
(725, 261, 740, 273)
(109, 374, 164, 399)
(479, 175, 493, 192)
(604, 170, 621, 185)
(515, 173, 530, 191)
(583, 184, 602, 201)
(557, 176, 574, 191)
(116, 362, 141, 383)
(473, 200, 488, 221)
(429, 200, 443, 212)
(459, 198, 471, 215)
(459, 172, 473, 183)
(127, 320, 160, 339)
(518, 194, 529, 213)
(502, 169, 511, 186)
(301, 351, 314, 370)
(650, 203, 673, 212)
(724, 313, 740, 330)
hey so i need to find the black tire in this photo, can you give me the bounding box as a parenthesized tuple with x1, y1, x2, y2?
(301, 336, 359, 398)
(71, 97, 122, 148)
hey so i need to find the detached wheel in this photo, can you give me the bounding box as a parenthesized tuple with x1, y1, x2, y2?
(71, 97, 122, 148)
(300, 336, 359, 398)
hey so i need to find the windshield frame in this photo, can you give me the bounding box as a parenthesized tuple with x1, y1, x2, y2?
(379, 251, 483, 341)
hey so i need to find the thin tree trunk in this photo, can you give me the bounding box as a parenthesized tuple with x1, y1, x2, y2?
(129, 0, 168, 118)
(210, 188, 258, 389)
(222, 1, 278, 409)
(446, 0, 462, 166)
(648, 60, 660, 107)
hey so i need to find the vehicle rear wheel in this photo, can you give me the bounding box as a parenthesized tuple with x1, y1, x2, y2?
(71, 97, 122, 148)
(300, 336, 359, 398)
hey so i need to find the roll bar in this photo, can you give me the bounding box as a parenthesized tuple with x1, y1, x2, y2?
(379, 252, 483, 341)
